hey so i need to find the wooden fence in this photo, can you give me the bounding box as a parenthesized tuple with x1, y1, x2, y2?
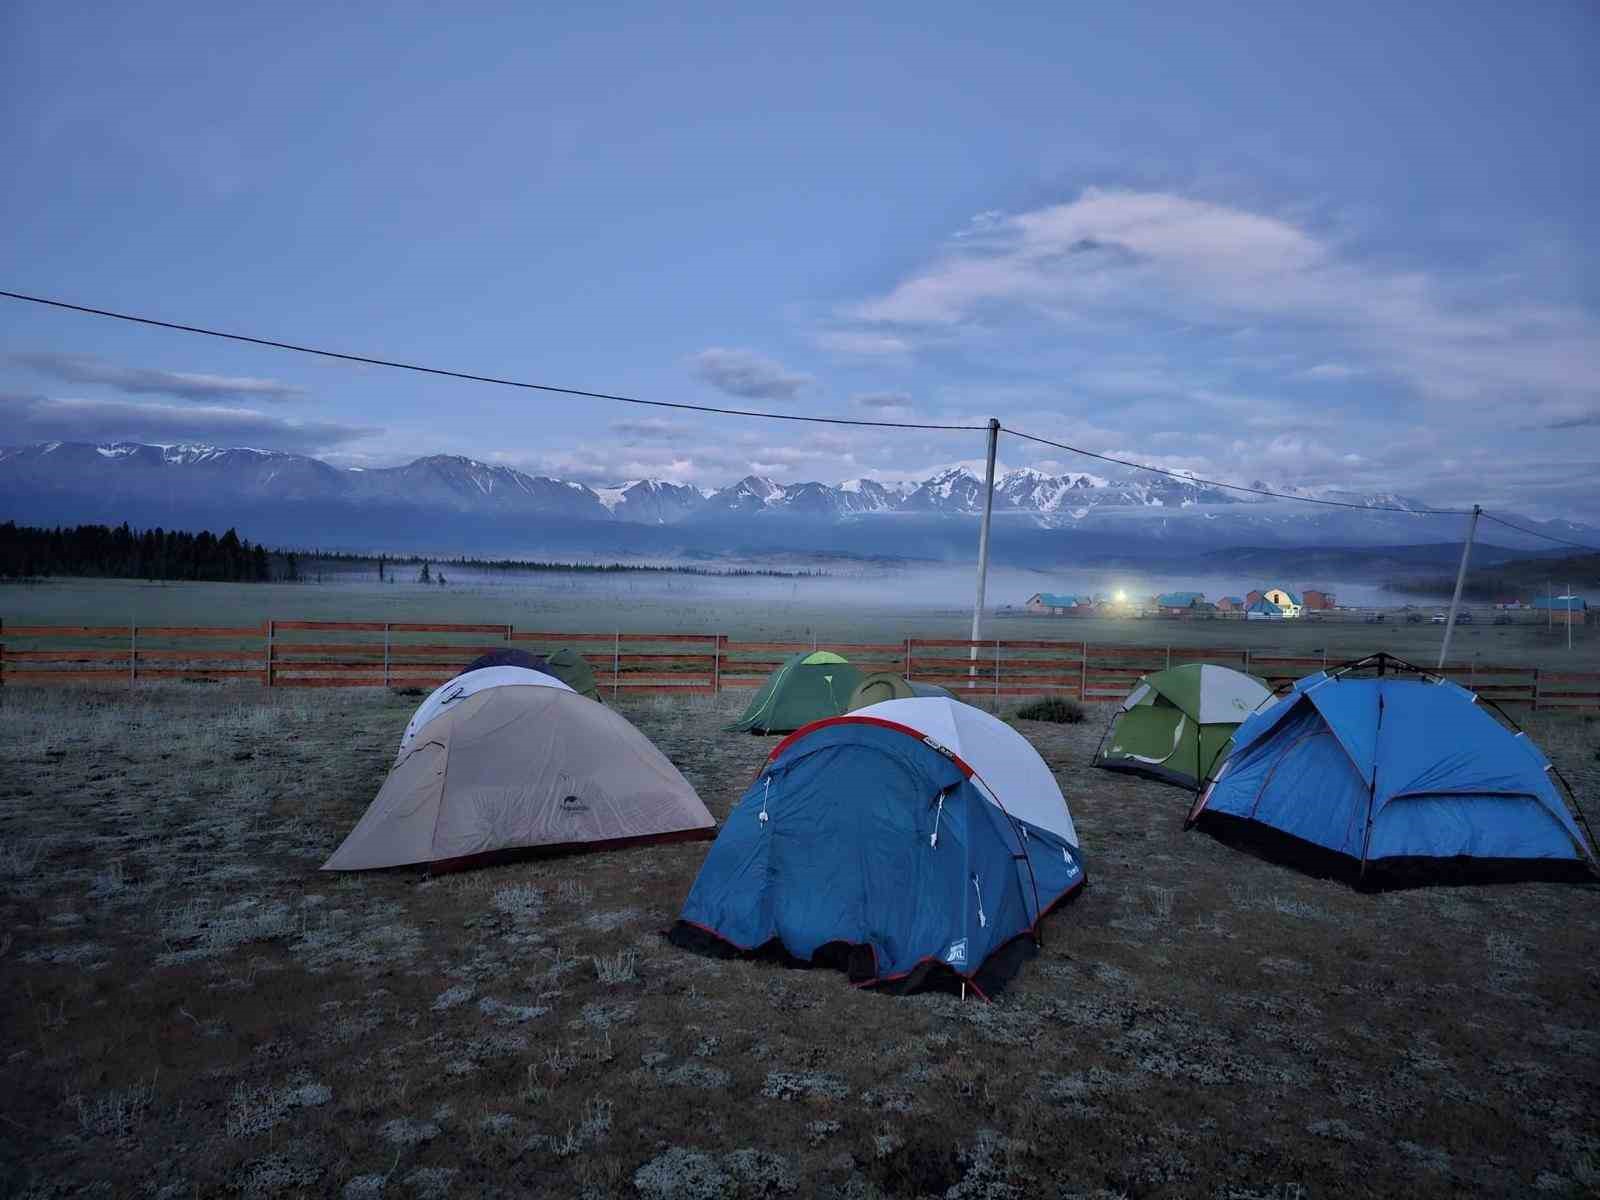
(2, 619, 1596, 709)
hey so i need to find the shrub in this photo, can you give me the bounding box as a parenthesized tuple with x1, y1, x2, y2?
(1013, 696, 1085, 724)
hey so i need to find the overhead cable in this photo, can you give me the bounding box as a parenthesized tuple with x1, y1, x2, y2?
(1478, 511, 1600, 554)
(1000, 426, 1472, 514)
(0, 289, 984, 432)
(7, 288, 1592, 537)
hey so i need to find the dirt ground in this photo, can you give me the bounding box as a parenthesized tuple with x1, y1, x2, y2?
(1, 684, 1597, 1199)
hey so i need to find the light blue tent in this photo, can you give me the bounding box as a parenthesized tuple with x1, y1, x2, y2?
(669, 716, 1085, 997)
(1186, 661, 1597, 888)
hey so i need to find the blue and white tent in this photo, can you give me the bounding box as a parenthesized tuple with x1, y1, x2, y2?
(1186, 662, 1598, 888)
(670, 702, 1086, 997)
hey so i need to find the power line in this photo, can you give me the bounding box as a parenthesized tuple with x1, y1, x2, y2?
(0, 289, 985, 433)
(1479, 511, 1600, 554)
(1000, 426, 1473, 514)
(7, 288, 1587, 535)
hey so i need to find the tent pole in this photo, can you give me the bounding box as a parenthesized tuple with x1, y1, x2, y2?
(1567, 582, 1573, 653)
(1437, 505, 1481, 669)
(969, 419, 1000, 680)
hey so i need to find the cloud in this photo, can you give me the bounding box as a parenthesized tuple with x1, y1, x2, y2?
(0, 392, 376, 454)
(853, 391, 913, 410)
(609, 416, 688, 441)
(1301, 363, 1360, 380)
(12, 352, 305, 402)
(843, 189, 1600, 424)
(814, 330, 912, 357)
(691, 348, 813, 400)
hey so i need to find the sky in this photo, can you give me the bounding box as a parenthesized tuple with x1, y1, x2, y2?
(2, 1, 1597, 524)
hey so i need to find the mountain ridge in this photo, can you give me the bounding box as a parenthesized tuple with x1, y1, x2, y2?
(2, 440, 1592, 556)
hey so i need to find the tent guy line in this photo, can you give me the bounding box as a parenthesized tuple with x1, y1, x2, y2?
(2, 287, 1590, 538)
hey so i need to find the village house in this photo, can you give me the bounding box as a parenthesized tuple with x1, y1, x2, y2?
(1025, 592, 1094, 616)
(1260, 587, 1304, 618)
(1215, 596, 1244, 613)
(1245, 598, 1284, 620)
(1156, 591, 1208, 616)
(1303, 589, 1336, 610)
(1532, 595, 1589, 625)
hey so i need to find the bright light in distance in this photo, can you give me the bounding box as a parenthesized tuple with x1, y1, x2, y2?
(1114, 589, 1127, 603)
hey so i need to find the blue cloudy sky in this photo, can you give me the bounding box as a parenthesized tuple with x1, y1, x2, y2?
(3, 1, 1597, 521)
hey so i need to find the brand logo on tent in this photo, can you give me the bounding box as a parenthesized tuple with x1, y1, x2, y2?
(945, 939, 967, 965)
(922, 736, 955, 760)
(560, 795, 590, 813)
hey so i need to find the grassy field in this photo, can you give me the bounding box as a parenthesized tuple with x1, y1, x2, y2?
(2, 680, 1597, 1198)
(4, 577, 1596, 671)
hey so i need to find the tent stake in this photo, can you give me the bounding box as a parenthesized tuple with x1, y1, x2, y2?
(1437, 505, 1481, 669)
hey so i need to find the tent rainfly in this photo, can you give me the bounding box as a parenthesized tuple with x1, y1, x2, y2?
(1187, 670, 1599, 888)
(327, 667, 714, 872)
(846, 672, 955, 711)
(463, 646, 600, 701)
(1094, 663, 1272, 789)
(725, 651, 864, 734)
(671, 701, 1085, 996)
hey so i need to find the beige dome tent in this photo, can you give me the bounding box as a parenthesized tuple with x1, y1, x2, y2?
(325, 673, 714, 872)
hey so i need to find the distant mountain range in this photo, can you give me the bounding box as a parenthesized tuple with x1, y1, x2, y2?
(2, 440, 1595, 561)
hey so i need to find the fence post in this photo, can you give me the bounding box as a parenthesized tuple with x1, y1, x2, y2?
(904, 637, 913, 681)
(383, 623, 391, 689)
(712, 635, 723, 696)
(1079, 642, 1087, 702)
(613, 632, 620, 702)
(1165, 644, 1172, 670)
(1242, 646, 1250, 675)
(993, 638, 1001, 708)
(266, 620, 275, 689)
(0, 617, 5, 690)
(130, 624, 137, 688)
(1533, 666, 1540, 711)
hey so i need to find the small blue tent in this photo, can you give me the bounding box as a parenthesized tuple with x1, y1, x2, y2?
(1187, 666, 1598, 888)
(669, 716, 1086, 997)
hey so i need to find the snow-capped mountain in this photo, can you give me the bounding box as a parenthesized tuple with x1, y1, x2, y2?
(594, 479, 706, 524)
(1, 440, 1593, 555)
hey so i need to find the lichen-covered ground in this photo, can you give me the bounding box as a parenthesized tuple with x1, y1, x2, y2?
(1, 685, 1597, 1199)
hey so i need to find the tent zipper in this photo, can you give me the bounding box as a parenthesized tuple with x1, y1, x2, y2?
(970, 874, 987, 928)
(930, 791, 946, 847)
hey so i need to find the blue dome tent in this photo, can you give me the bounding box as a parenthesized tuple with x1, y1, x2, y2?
(669, 711, 1086, 997)
(1186, 655, 1598, 888)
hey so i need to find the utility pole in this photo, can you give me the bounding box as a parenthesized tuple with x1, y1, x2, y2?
(1437, 504, 1481, 669)
(1567, 582, 1573, 653)
(969, 418, 1001, 679)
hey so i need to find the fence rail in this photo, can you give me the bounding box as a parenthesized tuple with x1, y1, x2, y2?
(1, 619, 1594, 709)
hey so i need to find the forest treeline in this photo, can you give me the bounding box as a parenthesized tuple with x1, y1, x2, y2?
(0, 521, 272, 582)
(0, 522, 825, 583)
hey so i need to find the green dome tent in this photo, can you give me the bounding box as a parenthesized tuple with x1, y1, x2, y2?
(725, 651, 863, 734)
(846, 672, 955, 711)
(463, 646, 601, 701)
(1094, 663, 1272, 789)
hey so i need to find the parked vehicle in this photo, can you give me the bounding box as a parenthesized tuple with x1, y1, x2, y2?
(1364, 612, 1387, 624)
(1493, 613, 1513, 626)
(1457, 611, 1473, 624)
(1405, 612, 1423, 624)
(1431, 613, 1447, 624)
